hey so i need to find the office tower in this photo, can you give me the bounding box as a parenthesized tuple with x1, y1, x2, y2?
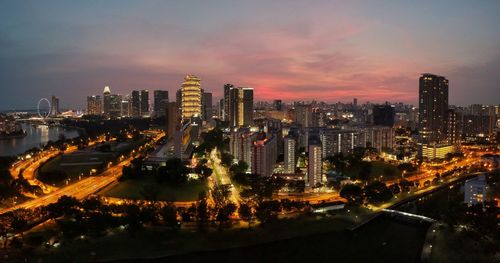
(295, 104, 312, 128)
(284, 136, 296, 174)
(372, 104, 395, 126)
(153, 90, 169, 118)
(228, 87, 254, 127)
(181, 75, 202, 121)
(121, 96, 131, 117)
(50, 96, 60, 116)
(308, 144, 323, 187)
(140, 90, 149, 117)
(166, 102, 179, 139)
(353, 98, 358, 107)
(223, 83, 234, 121)
(273, 100, 283, 111)
(202, 92, 213, 121)
(251, 136, 277, 177)
(103, 86, 111, 116)
(218, 99, 224, 119)
(131, 90, 140, 118)
(446, 109, 460, 145)
(110, 94, 123, 118)
(86, 95, 102, 115)
(418, 73, 449, 144)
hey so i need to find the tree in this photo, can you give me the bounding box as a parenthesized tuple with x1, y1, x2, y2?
(216, 202, 237, 228)
(161, 203, 179, 228)
(238, 203, 253, 226)
(399, 179, 413, 192)
(196, 198, 210, 230)
(220, 152, 234, 167)
(156, 158, 190, 184)
(358, 161, 372, 181)
(230, 161, 249, 176)
(340, 184, 364, 205)
(11, 216, 28, 239)
(364, 181, 393, 203)
(255, 200, 281, 225)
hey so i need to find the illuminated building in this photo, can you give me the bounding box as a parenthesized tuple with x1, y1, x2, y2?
(464, 175, 488, 206)
(418, 73, 449, 144)
(223, 83, 233, 121)
(308, 143, 323, 187)
(446, 109, 460, 145)
(181, 75, 202, 121)
(284, 136, 296, 174)
(103, 86, 111, 116)
(252, 136, 277, 177)
(228, 87, 253, 127)
(230, 129, 257, 173)
(86, 95, 102, 115)
(121, 95, 131, 117)
(153, 90, 169, 117)
(421, 144, 455, 160)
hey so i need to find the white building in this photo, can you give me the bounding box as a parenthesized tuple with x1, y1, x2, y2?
(308, 144, 323, 187)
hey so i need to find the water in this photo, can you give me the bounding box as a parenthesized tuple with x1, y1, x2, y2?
(0, 123, 80, 156)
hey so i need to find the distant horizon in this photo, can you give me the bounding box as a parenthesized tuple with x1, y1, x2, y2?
(1, 1, 500, 109)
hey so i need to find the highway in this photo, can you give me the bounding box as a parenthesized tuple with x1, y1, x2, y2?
(209, 148, 241, 206)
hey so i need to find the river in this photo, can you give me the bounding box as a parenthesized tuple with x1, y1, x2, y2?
(0, 123, 80, 157)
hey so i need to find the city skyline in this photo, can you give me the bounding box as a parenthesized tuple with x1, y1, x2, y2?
(1, 1, 500, 110)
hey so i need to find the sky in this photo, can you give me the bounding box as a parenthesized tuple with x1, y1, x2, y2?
(1, 0, 500, 110)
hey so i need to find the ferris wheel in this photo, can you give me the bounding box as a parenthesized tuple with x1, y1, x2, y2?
(37, 98, 51, 118)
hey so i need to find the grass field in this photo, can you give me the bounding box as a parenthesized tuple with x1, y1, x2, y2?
(38, 155, 99, 186)
(342, 161, 402, 181)
(30, 210, 429, 263)
(103, 177, 207, 201)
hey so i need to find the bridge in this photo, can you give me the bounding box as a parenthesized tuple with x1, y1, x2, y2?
(382, 208, 436, 223)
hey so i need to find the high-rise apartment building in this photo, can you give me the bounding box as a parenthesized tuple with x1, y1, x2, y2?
(86, 95, 102, 115)
(418, 73, 449, 144)
(252, 136, 277, 177)
(295, 104, 312, 128)
(308, 144, 323, 187)
(230, 129, 257, 173)
(181, 75, 202, 121)
(153, 90, 169, 117)
(284, 136, 296, 174)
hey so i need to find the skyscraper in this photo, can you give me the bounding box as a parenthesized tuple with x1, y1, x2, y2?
(103, 86, 111, 117)
(50, 95, 60, 116)
(131, 90, 140, 118)
(223, 83, 234, 122)
(121, 95, 131, 117)
(284, 136, 296, 174)
(140, 90, 149, 117)
(86, 95, 102, 115)
(181, 75, 202, 121)
(202, 92, 213, 121)
(418, 73, 449, 144)
(153, 90, 169, 117)
(308, 144, 323, 187)
(228, 87, 253, 127)
(107, 94, 122, 118)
